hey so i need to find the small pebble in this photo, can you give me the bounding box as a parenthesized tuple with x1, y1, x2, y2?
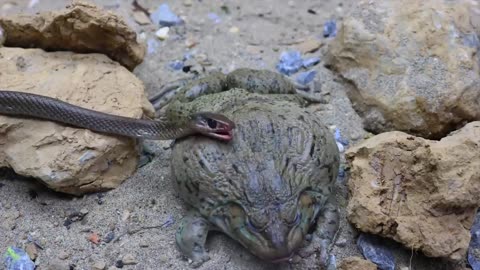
(229, 26, 239, 33)
(207, 13, 221, 24)
(57, 251, 70, 260)
(115, 260, 124, 268)
(323, 20, 337, 38)
(25, 243, 38, 260)
(335, 238, 348, 247)
(103, 231, 115, 243)
(139, 242, 149, 248)
(296, 38, 322, 54)
(155, 27, 170, 40)
(133, 11, 151, 25)
(122, 210, 130, 222)
(122, 254, 137, 265)
(185, 38, 197, 48)
(92, 260, 106, 270)
(169, 60, 184, 71)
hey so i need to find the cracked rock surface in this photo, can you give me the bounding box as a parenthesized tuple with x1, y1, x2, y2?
(0, 0, 146, 70)
(0, 46, 154, 195)
(346, 121, 480, 261)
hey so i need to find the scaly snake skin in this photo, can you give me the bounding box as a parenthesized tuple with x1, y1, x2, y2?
(0, 90, 190, 140)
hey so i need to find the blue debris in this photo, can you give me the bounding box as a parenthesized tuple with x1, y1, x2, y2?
(357, 233, 395, 270)
(183, 52, 194, 61)
(302, 57, 321, 68)
(162, 215, 175, 228)
(468, 211, 480, 270)
(463, 33, 480, 49)
(323, 20, 337, 38)
(150, 3, 183, 27)
(207, 13, 222, 24)
(334, 128, 349, 146)
(276, 50, 304, 75)
(337, 166, 346, 179)
(327, 254, 337, 270)
(4, 247, 35, 270)
(169, 60, 184, 71)
(295, 70, 317, 85)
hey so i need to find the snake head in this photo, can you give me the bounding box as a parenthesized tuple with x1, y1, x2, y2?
(190, 112, 235, 141)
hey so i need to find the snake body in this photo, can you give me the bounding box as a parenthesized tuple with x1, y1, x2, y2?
(0, 90, 193, 140)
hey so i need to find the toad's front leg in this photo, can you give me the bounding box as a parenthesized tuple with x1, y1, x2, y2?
(176, 210, 212, 268)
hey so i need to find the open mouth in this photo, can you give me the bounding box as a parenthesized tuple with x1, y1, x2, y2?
(211, 130, 233, 141)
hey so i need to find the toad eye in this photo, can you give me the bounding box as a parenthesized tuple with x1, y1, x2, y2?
(207, 118, 218, 129)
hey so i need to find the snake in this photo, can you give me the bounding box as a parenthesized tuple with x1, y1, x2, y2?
(0, 90, 235, 141)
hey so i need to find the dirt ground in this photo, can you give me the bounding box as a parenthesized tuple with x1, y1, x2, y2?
(0, 0, 467, 269)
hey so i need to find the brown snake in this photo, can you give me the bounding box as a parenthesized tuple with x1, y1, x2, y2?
(0, 90, 235, 141)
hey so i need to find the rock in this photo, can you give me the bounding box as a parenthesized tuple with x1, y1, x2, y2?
(357, 234, 395, 270)
(57, 251, 70, 260)
(295, 38, 322, 54)
(325, 0, 480, 139)
(338, 256, 378, 270)
(346, 121, 480, 261)
(132, 11, 151, 25)
(155, 27, 170, 40)
(92, 260, 106, 270)
(229, 26, 239, 33)
(25, 243, 38, 260)
(45, 259, 70, 270)
(0, 47, 154, 195)
(0, 1, 145, 71)
(122, 253, 137, 265)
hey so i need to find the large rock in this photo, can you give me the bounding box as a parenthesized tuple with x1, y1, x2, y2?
(345, 121, 480, 260)
(0, 1, 145, 70)
(325, 0, 480, 139)
(0, 46, 155, 195)
(338, 256, 377, 270)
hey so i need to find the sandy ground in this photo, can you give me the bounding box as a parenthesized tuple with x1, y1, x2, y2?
(0, 0, 468, 269)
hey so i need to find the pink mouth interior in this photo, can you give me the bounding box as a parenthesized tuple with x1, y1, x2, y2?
(212, 130, 233, 141)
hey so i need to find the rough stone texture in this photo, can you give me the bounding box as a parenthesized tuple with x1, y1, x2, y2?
(0, 1, 145, 70)
(325, 0, 480, 139)
(346, 121, 480, 261)
(0, 46, 154, 195)
(338, 256, 378, 270)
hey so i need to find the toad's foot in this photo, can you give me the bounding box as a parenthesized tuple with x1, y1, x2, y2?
(315, 200, 340, 268)
(176, 210, 212, 268)
(296, 199, 339, 268)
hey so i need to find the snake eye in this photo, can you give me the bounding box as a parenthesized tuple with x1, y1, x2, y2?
(207, 118, 218, 129)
